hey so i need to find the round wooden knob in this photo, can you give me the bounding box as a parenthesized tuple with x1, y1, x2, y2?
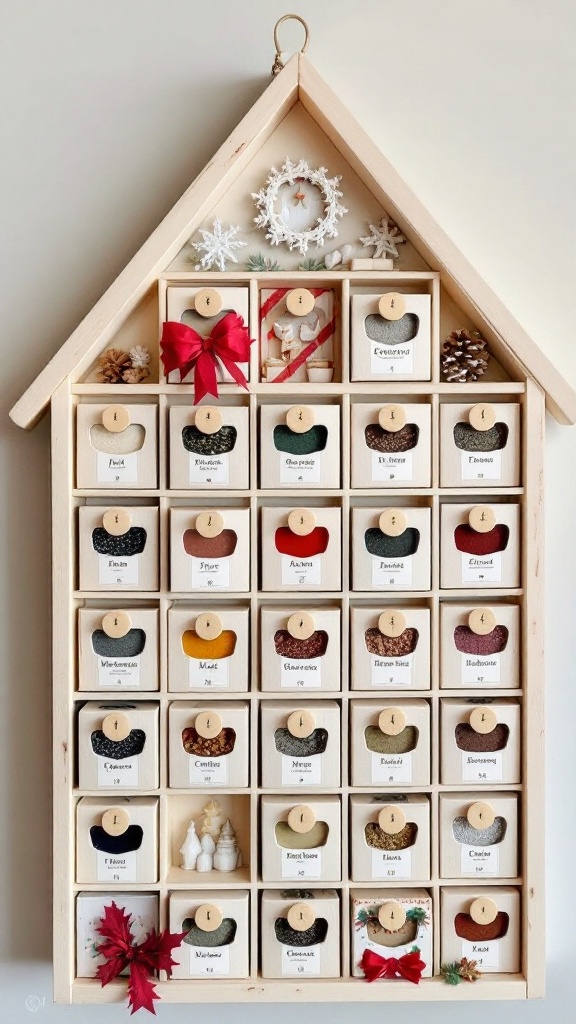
(378, 901, 406, 931)
(195, 510, 224, 538)
(102, 807, 130, 836)
(286, 405, 315, 433)
(194, 288, 223, 317)
(102, 508, 132, 536)
(467, 801, 496, 830)
(378, 707, 406, 736)
(378, 610, 406, 638)
(379, 509, 407, 537)
(378, 805, 407, 835)
(288, 509, 316, 536)
(102, 611, 132, 638)
(287, 611, 315, 640)
(378, 404, 406, 432)
(195, 612, 223, 641)
(469, 705, 498, 734)
(378, 293, 406, 321)
(102, 712, 131, 742)
(468, 607, 497, 636)
(194, 406, 223, 434)
(287, 903, 315, 931)
(194, 710, 223, 739)
(287, 804, 316, 834)
(469, 896, 498, 926)
(102, 405, 130, 432)
(287, 709, 315, 738)
(469, 403, 497, 431)
(286, 288, 315, 316)
(468, 505, 496, 533)
(195, 903, 223, 932)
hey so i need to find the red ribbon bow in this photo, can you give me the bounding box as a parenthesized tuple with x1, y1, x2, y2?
(160, 311, 253, 404)
(360, 948, 426, 984)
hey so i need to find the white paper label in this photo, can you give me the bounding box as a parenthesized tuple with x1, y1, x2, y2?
(282, 555, 321, 586)
(371, 847, 412, 880)
(98, 656, 141, 688)
(461, 843, 500, 876)
(97, 849, 137, 882)
(191, 556, 230, 590)
(372, 556, 413, 589)
(98, 555, 139, 588)
(461, 938, 500, 971)
(281, 849, 322, 879)
(280, 656, 322, 688)
(461, 552, 502, 584)
(188, 658, 229, 689)
(461, 451, 502, 481)
(370, 342, 413, 376)
(281, 753, 322, 786)
(189, 756, 228, 786)
(189, 945, 230, 976)
(461, 653, 501, 685)
(97, 452, 138, 484)
(371, 450, 413, 483)
(280, 453, 321, 484)
(281, 944, 321, 976)
(462, 751, 503, 783)
(371, 752, 412, 784)
(189, 453, 229, 485)
(371, 652, 413, 688)
(97, 754, 139, 788)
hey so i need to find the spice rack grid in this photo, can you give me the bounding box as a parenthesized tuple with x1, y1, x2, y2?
(51, 270, 544, 1004)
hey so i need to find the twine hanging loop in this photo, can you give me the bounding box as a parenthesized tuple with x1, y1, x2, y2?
(272, 14, 310, 75)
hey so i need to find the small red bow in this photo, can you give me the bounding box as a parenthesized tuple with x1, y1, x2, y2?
(160, 311, 253, 404)
(360, 948, 426, 984)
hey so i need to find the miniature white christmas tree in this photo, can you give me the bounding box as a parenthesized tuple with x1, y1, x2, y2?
(179, 819, 202, 870)
(213, 818, 240, 872)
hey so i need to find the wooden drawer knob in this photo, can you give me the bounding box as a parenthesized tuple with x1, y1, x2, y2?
(378, 805, 406, 835)
(287, 709, 315, 738)
(469, 705, 497, 734)
(195, 903, 223, 931)
(467, 801, 496, 830)
(468, 505, 496, 533)
(195, 406, 223, 434)
(195, 510, 224, 538)
(378, 707, 406, 736)
(469, 403, 497, 431)
(379, 509, 407, 537)
(286, 288, 315, 316)
(378, 293, 406, 321)
(378, 901, 406, 930)
(101, 807, 130, 836)
(102, 610, 132, 638)
(287, 804, 316, 833)
(468, 607, 497, 635)
(195, 710, 223, 739)
(102, 712, 131, 742)
(378, 609, 406, 638)
(469, 896, 498, 925)
(102, 405, 130, 432)
(378, 404, 406, 432)
(287, 611, 315, 640)
(103, 508, 132, 536)
(195, 612, 223, 640)
(194, 288, 222, 317)
(288, 509, 316, 536)
(286, 405, 315, 433)
(287, 903, 315, 931)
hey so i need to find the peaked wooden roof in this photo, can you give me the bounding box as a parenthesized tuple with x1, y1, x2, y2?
(10, 54, 576, 428)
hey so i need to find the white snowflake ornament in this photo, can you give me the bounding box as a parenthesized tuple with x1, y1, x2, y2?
(191, 218, 248, 272)
(359, 216, 406, 260)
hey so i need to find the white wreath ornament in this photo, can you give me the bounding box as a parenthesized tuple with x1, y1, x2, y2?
(252, 158, 347, 256)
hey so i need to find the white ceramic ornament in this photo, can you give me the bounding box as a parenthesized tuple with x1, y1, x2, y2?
(200, 800, 224, 840)
(179, 819, 202, 870)
(213, 819, 240, 872)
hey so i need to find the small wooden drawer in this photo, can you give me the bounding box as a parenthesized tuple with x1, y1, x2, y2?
(259, 403, 340, 488)
(439, 792, 519, 879)
(440, 698, 521, 785)
(78, 701, 159, 791)
(170, 508, 250, 593)
(350, 606, 431, 691)
(351, 507, 431, 592)
(350, 794, 431, 883)
(79, 506, 159, 592)
(260, 700, 341, 789)
(440, 503, 520, 589)
(260, 795, 341, 883)
(259, 287, 337, 383)
(165, 286, 250, 384)
(261, 889, 340, 979)
(260, 506, 342, 592)
(76, 892, 158, 978)
(168, 700, 249, 788)
(260, 605, 341, 693)
(440, 402, 521, 487)
(351, 888, 433, 978)
(78, 606, 159, 691)
(440, 602, 520, 689)
(350, 293, 431, 382)
(169, 404, 249, 490)
(350, 698, 431, 787)
(168, 605, 249, 693)
(350, 402, 432, 488)
(76, 403, 158, 489)
(169, 890, 250, 979)
(440, 886, 520, 973)
(76, 796, 158, 884)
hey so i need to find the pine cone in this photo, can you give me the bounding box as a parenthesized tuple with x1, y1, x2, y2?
(97, 348, 131, 383)
(458, 957, 481, 982)
(441, 329, 490, 383)
(122, 364, 150, 384)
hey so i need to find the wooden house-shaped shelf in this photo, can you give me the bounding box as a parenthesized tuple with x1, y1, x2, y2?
(10, 52, 576, 1005)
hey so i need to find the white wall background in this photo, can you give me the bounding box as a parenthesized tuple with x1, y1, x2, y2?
(1, 1, 575, 1020)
